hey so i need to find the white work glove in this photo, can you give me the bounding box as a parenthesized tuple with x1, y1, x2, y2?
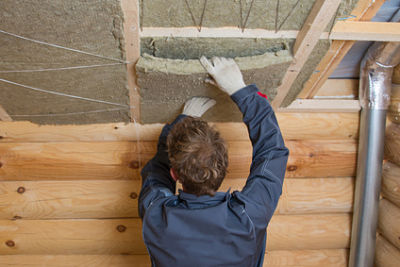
(200, 56, 246, 96)
(182, 96, 216, 117)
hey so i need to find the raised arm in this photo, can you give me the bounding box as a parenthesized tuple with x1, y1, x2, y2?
(200, 56, 289, 223)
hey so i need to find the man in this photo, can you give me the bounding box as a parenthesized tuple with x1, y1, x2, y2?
(139, 56, 289, 266)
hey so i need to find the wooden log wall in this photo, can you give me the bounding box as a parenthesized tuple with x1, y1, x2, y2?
(375, 93, 400, 266)
(0, 112, 359, 266)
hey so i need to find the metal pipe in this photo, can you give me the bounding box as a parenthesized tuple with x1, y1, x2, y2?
(349, 10, 400, 267)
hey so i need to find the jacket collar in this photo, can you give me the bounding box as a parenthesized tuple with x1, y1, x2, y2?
(177, 189, 230, 208)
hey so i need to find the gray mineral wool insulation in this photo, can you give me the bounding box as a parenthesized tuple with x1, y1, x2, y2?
(0, 0, 130, 124)
(140, 0, 358, 30)
(136, 51, 293, 123)
(141, 37, 294, 59)
(281, 40, 331, 107)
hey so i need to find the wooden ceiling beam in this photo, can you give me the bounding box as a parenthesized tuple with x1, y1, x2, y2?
(298, 0, 385, 99)
(271, 0, 342, 109)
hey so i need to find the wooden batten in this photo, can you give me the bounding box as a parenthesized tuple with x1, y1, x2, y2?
(0, 113, 360, 142)
(385, 123, 400, 166)
(330, 21, 400, 42)
(298, 0, 384, 99)
(375, 235, 400, 267)
(0, 177, 353, 220)
(378, 199, 400, 250)
(0, 249, 349, 267)
(0, 214, 351, 255)
(382, 162, 400, 208)
(0, 139, 357, 180)
(121, 0, 140, 122)
(272, 0, 342, 108)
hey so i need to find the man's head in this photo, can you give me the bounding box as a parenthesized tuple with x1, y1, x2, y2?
(167, 116, 228, 196)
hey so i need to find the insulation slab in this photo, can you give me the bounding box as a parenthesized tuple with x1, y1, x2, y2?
(136, 51, 293, 123)
(0, 0, 130, 124)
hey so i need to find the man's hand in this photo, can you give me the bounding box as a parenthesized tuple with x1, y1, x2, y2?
(182, 96, 216, 117)
(200, 56, 246, 96)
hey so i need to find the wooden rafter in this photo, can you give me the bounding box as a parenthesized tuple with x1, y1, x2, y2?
(298, 0, 385, 99)
(121, 0, 141, 123)
(0, 104, 12, 121)
(271, 0, 342, 109)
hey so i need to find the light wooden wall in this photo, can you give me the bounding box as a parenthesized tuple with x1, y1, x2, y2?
(0, 112, 358, 266)
(375, 123, 400, 267)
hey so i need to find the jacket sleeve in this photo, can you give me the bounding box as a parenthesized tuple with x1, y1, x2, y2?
(138, 114, 186, 219)
(231, 85, 289, 226)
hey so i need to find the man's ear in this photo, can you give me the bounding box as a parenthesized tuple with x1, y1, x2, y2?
(170, 168, 179, 182)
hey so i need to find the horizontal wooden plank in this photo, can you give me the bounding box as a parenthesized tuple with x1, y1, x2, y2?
(0, 249, 348, 266)
(0, 113, 360, 142)
(382, 162, 400, 207)
(330, 21, 400, 42)
(0, 139, 357, 180)
(315, 79, 358, 99)
(0, 177, 353, 220)
(378, 199, 400, 250)
(375, 235, 400, 267)
(279, 100, 360, 113)
(0, 215, 351, 254)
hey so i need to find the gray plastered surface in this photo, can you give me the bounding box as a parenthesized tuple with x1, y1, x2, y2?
(0, 0, 130, 124)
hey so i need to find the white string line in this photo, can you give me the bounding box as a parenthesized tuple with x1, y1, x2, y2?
(0, 29, 130, 64)
(0, 63, 125, 73)
(0, 78, 129, 108)
(10, 107, 128, 117)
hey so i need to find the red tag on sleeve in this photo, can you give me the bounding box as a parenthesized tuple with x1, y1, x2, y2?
(257, 91, 268, 99)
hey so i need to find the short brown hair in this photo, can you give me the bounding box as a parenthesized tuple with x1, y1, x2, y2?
(167, 117, 228, 196)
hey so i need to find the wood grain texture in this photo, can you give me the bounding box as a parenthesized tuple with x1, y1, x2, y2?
(0, 177, 353, 220)
(0, 215, 350, 254)
(298, 0, 385, 99)
(382, 162, 400, 208)
(272, 0, 342, 108)
(121, 0, 140, 122)
(375, 235, 400, 267)
(0, 113, 360, 142)
(378, 199, 400, 250)
(0, 140, 357, 180)
(280, 100, 360, 113)
(0, 249, 349, 266)
(330, 21, 400, 42)
(315, 79, 358, 98)
(385, 123, 400, 166)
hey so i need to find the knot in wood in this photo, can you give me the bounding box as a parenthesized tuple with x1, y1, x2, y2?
(12, 215, 22, 220)
(117, 225, 127, 233)
(130, 192, 138, 199)
(287, 165, 298, 172)
(129, 160, 139, 169)
(17, 186, 25, 194)
(5, 240, 15, 247)
(0, 162, 3, 168)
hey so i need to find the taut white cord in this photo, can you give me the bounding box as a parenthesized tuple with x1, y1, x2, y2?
(0, 78, 129, 107)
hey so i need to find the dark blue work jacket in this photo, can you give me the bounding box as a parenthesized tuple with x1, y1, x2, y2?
(139, 85, 289, 267)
